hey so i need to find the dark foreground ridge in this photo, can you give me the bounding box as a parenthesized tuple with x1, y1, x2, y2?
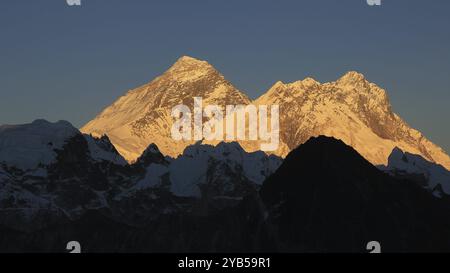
(261, 136, 450, 252)
(1, 136, 450, 253)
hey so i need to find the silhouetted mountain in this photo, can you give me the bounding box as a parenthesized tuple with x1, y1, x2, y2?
(260, 136, 450, 252)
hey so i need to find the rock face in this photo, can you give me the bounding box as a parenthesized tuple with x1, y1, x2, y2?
(81, 56, 450, 170)
(255, 72, 450, 169)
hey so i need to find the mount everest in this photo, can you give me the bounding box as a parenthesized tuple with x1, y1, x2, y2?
(81, 56, 450, 172)
(1, 56, 450, 252)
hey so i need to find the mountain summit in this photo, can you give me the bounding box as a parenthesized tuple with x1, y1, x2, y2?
(81, 57, 450, 169)
(81, 56, 251, 161)
(255, 71, 450, 169)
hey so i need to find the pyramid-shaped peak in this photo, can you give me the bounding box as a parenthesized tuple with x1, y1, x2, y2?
(135, 143, 167, 166)
(164, 55, 219, 80)
(171, 55, 212, 69)
(161, 55, 223, 83)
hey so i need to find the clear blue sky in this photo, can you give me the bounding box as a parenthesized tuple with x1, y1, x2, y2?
(0, 0, 449, 152)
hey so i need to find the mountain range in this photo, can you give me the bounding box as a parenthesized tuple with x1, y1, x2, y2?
(1, 56, 450, 252)
(0, 120, 281, 232)
(1, 130, 449, 252)
(81, 56, 450, 171)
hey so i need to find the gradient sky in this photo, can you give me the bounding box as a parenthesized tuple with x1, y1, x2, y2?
(0, 0, 449, 152)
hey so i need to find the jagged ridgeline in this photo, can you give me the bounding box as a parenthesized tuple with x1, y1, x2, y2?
(81, 56, 450, 171)
(1, 127, 450, 252)
(0, 120, 281, 238)
(1, 56, 450, 252)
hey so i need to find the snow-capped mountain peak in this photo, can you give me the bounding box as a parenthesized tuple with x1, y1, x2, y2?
(255, 71, 450, 170)
(166, 56, 219, 83)
(170, 55, 213, 69)
(336, 71, 367, 85)
(81, 56, 251, 161)
(81, 57, 450, 170)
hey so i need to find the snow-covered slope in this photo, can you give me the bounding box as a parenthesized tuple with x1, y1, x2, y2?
(0, 120, 130, 230)
(0, 119, 280, 230)
(0, 119, 126, 171)
(125, 141, 282, 198)
(81, 56, 450, 170)
(255, 72, 450, 170)
(81, 56, 252, 162)
(84, 134, 127, 166)
(383, 147, 450, 196)
(168, 141, 282, 197)
(0, 119, 79, 170)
